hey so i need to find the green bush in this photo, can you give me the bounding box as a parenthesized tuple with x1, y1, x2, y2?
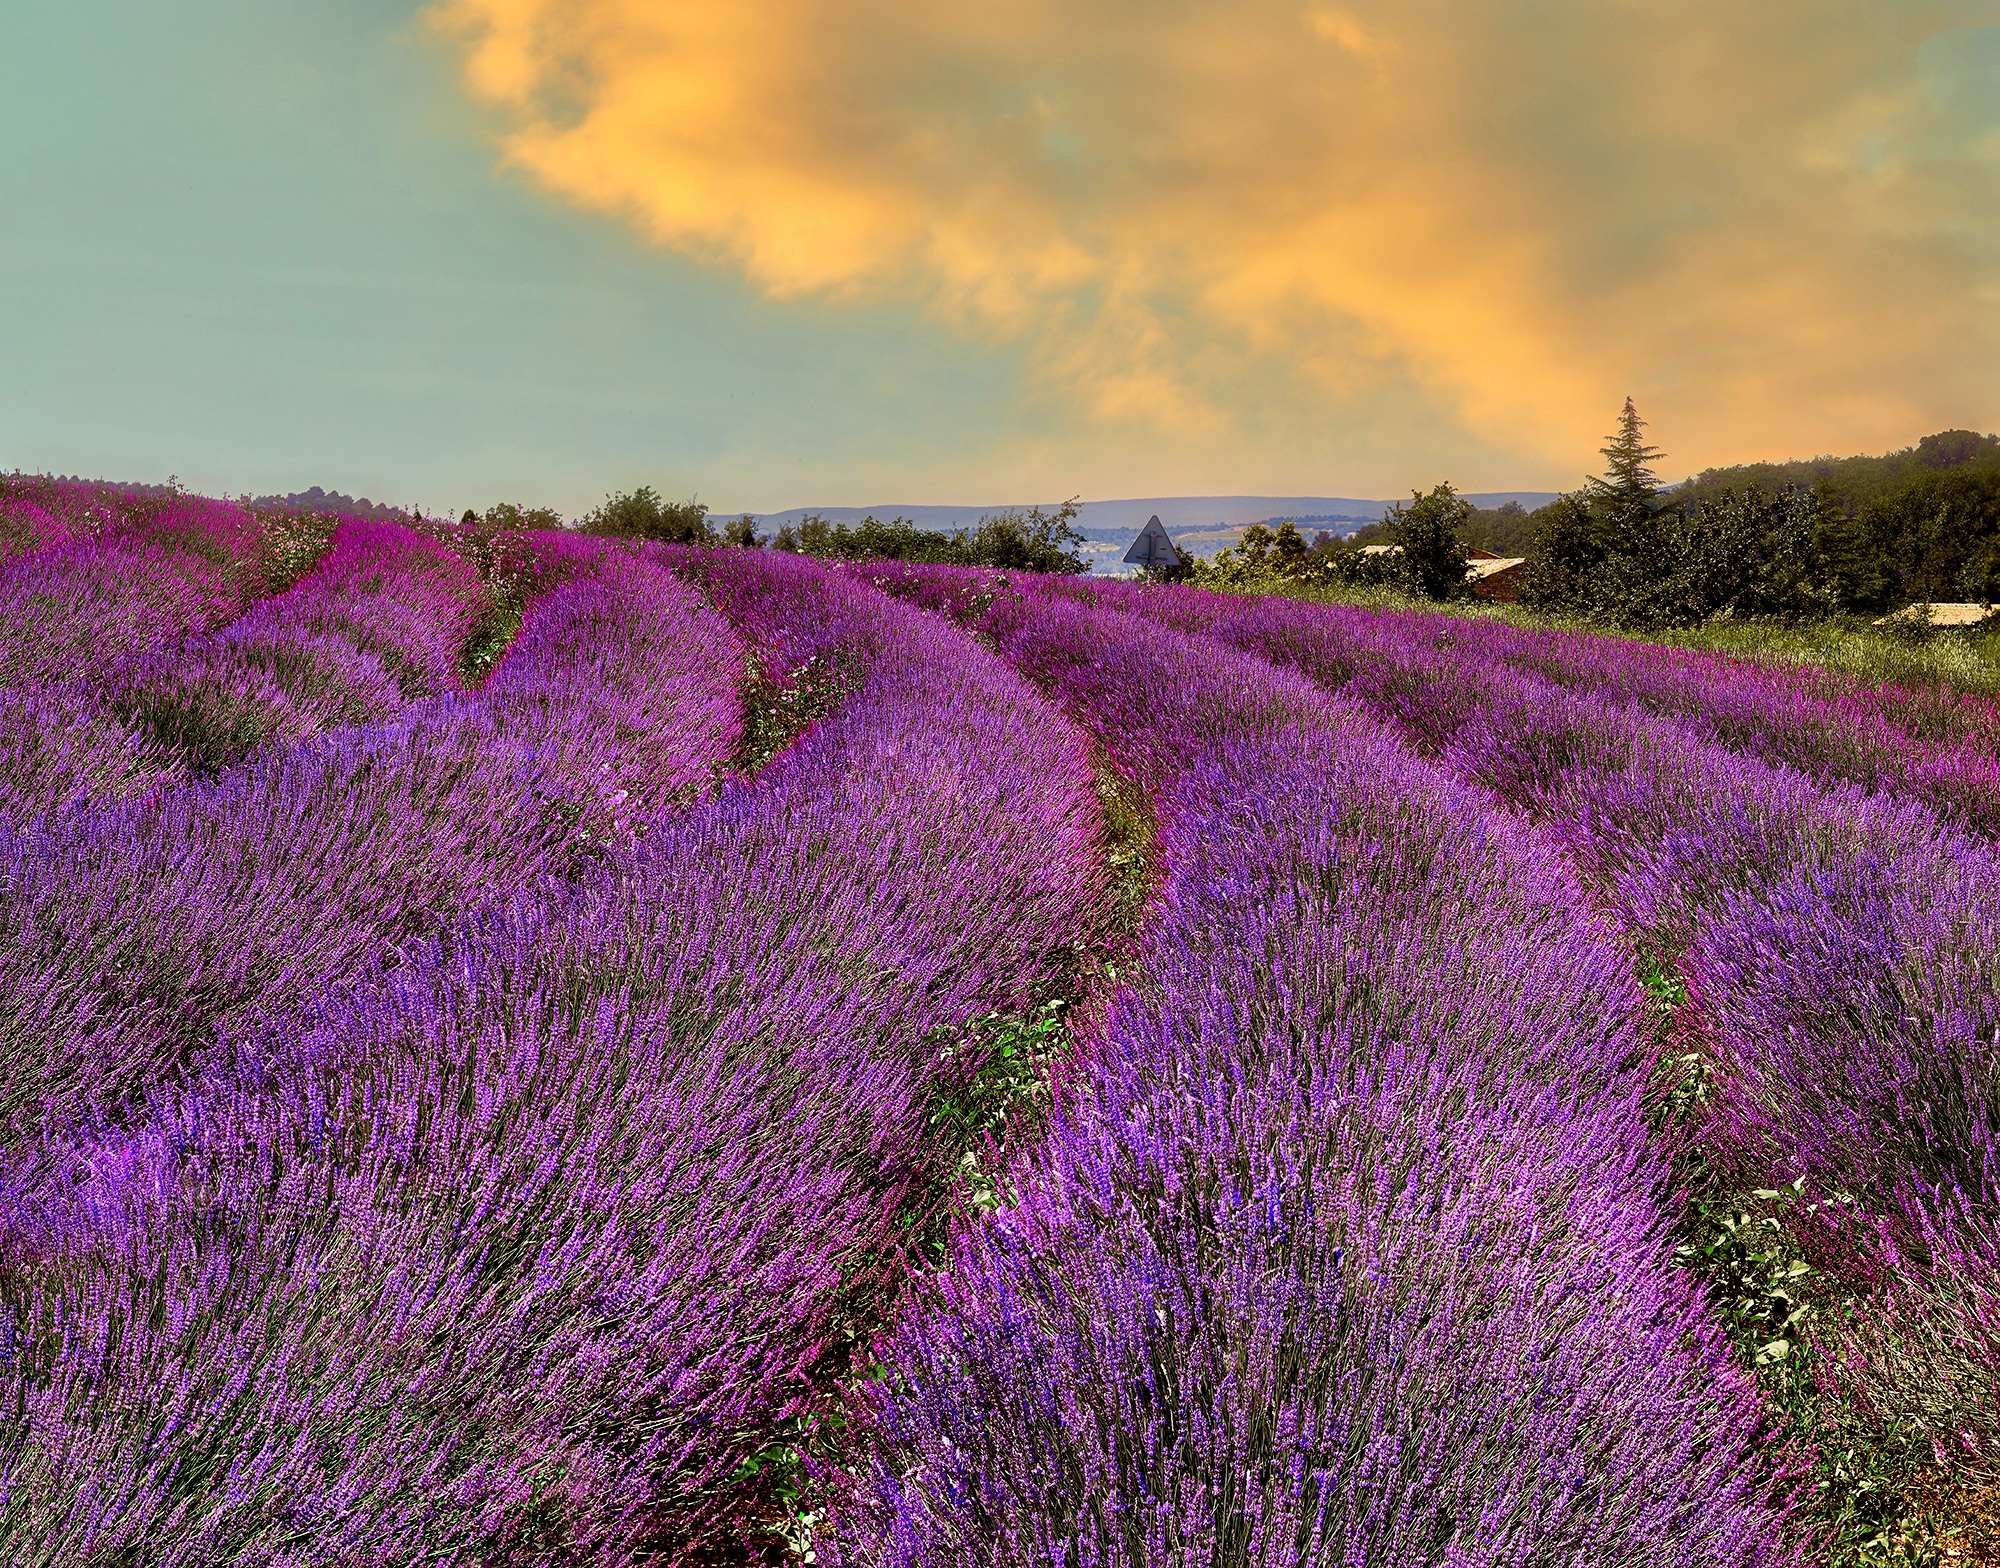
(773, 500, 1088, 574)
(1383, 483, 1473, 600)
(461, 502, 568, 533)
(579, 486, 715, 545)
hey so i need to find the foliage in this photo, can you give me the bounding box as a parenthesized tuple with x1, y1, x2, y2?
(1196, 520, 1314, 585)
(1462, 499, 1535, 556)
(1676, 430, 2000, 614)
(1522, 402, 1861, 628)
(1680, 428, 2000, 517)
(1197, 520, 1306, 582)
(1588, 395, 1667, 527)
(730, 649, 854, 775)
(579, 484, 716, 544)
(926, 1002, 1073, 1221)
(459, 500, 568, 532)
(1857, 468, 2000, 607)
(1385, 481, 1474, 599)
(774, 499, 1089, 574)
(1520, 493, 1603, 610)
(250, 507, 343, 594)
(1199, 490, 1475, 600)
(1590, 484, 1836, 628)
(1193, 519, 1392, 592)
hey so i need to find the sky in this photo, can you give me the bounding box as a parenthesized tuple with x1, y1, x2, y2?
(4, 1, 1998, 515)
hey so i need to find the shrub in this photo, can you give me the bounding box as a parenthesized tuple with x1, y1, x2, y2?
(580, 485, 715, 545)
(773, 501, 1089, 574)
(1384, 482, 1474, 600)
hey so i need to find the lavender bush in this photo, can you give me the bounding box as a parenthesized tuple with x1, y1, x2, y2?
(0, 544, 742, 1136)
(0, 519, 485, 821)
(839, 587, 1793, 1566)
(1107, 580, 2000, 1511)
(0, 551, 1107, 1561)
(0, 485, 266, 692)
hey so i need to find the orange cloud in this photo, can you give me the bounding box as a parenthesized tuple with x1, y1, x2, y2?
(431, 0, 2000, 477)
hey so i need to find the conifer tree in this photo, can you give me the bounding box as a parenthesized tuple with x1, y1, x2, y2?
(1587, 397, 1666, 523)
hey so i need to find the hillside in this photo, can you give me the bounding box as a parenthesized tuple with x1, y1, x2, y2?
(1676, 428, 2000, 514)
(1, 478, 1996, 1561)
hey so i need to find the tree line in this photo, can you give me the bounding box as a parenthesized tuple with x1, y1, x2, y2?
(444, 490, 1092, 575)
(1185, 403, 2000, 629)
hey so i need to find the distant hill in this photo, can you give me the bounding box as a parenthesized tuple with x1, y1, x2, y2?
(249, 486, 413, 522)
(12, 476, 417, 523)
(1674, 429, 2000, 515)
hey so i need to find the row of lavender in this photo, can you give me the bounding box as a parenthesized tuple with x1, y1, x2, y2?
(0, 518, 740, 1131)
(6, 476, 1978, 1560)
(831, 567, 1796, 1564)
(1177, 590, 2000, 1479)
(0, 480, 275, 693)
(1004, 574, 2000, 1491)
(1, 518, 1113, 1560)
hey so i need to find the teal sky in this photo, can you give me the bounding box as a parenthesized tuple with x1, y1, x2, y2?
(0, 2, 1050, 515)
(6, 3, 1995, 514)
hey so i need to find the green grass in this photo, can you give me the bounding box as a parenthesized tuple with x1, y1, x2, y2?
(1234, 578, 2000, 699)
(729, 652, 856, 777)
(1639, 946, 1973, 1567)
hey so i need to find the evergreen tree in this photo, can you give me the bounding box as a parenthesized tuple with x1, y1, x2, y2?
(1587, 397, 1666, 529)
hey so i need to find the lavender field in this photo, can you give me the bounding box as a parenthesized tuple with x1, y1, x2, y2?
(3, 478, 1997, 1566)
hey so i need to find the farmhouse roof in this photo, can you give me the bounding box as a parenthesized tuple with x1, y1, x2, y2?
(1873, 602, 1995, 628)
(1354, 544, 1525, 585)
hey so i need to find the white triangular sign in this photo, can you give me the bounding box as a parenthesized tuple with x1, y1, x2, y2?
(1122, 514, 1182, 568)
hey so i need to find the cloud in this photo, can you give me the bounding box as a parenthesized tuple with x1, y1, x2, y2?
(430, 0, 2000, 479)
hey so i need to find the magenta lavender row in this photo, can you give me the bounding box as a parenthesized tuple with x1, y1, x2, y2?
(479, 536, 744, 822)
(0, 519, 485, 823)
(837, 582, 1791, 1566)
(1134, 584, 2000, 1474)
(0, 553, 1106, 1561)
(0, 543, 743, 1140)
(0, 478, 263, 569)
(863, 566, 2000, 1294)
(1062, 578, 2000, 835)
(0, 484, 270, 693)
(1202, 593, 2000, 1267)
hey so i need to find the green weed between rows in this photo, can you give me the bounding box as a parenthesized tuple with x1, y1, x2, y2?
(1246, 578, 2000, 700)
(712, 1002, 1075, 1564)
(728, 760, 1155, 1561)
(1644, 948, 1976, 1567)
(730, 652, 856, 778)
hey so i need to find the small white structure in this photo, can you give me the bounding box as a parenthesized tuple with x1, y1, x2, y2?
(1874, 602, 1995, 628)
(1357, 542, 1525, 598)
(1123, 514, 1183, 570)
